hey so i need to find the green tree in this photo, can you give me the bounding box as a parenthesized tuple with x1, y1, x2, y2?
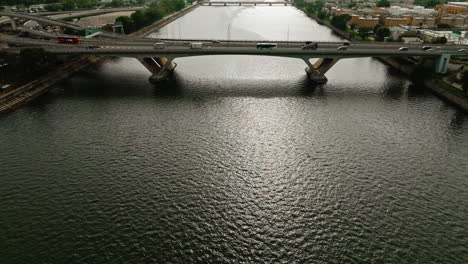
(376, 0, 390, 7)
(16, 48, 57, 76)
(347, 2, 356, 8)
(62, 0, 76, 10)
(373, 23, 383, 33)
(45, 3, 63, 11)
(108, 0, 124, 7)
(293, 0, 306, 8)
(375, 26, 390, 41)
(437, 23, 451, 29)
(330, 14, 351, 31)
(358, 27, 372, 39)
(116, 16, 135, 33)
(131, 10, 148, 27)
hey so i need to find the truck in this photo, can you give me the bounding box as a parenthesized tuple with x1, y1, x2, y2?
(191, 42, 203, 49)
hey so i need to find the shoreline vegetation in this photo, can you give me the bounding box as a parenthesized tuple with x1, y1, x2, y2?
(115, 0, 187, 34)
(292, 0, 468, 112)
(0, 2, 199, 116)
(1, 0, 145, 12)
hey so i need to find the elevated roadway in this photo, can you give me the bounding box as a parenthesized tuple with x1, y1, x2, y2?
(2, 32, 467, 83)
(202, 1, 291, 5)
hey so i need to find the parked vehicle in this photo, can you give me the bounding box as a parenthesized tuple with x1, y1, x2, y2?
(57, 36, 79, 44)
(191, 42, 203, 49)
(421, 46, 432, 51)
(337, 46, 347, 50)
(211, 40, 221, 44)
(398, 47, 408, 51)
(302, 43, 318, 50)
(343, 41, 351, 46)
(256, 43, 277, 50)
(153, 42, 166, 49)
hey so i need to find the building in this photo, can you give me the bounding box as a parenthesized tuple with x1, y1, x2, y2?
(350, 15, 380, 28)
(389, 5, 436, 16)
(435, 2, 468, 15)
(384, 17, 408, 27)
(330, 7, 353, 16)
(439, 16, 466, 27)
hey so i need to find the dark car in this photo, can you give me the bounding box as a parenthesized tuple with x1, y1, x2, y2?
(302, 43, 318, 50)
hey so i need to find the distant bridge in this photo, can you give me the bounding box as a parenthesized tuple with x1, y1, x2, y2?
(201, 1, 291, 5)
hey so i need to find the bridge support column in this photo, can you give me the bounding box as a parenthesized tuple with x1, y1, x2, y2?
(269, 3, 272, 5)
(304, 58, 339, 84)
(254, 3, 256, 5)
(140, 57, 177, 83)
(224, 3, 226, 6)
(8, 17, 16, 31)
(434, 54, 450, 74)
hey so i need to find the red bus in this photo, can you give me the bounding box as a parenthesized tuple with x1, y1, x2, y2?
(57, 36, 79, 44)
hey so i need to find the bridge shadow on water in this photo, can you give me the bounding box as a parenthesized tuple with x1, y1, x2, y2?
(150, 74, 325, 99)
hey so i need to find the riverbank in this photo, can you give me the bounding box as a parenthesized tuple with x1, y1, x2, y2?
(377, 56, 468, 112)
(294, 5, 468, 113)
(0, 56, 104, 115)
(0, 3, 200, 116)
(298, 9, 351, 40)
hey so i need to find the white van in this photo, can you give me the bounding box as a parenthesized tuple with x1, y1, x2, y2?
(191, 42, 203, 49)
(153, 42, 165, 49)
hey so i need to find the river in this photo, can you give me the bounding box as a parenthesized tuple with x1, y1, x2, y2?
(1, 5, 467, 264)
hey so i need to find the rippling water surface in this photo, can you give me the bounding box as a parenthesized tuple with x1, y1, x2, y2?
(1, 6, 468, 264)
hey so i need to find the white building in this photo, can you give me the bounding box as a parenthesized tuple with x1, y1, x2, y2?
(388, 5, 436, 16)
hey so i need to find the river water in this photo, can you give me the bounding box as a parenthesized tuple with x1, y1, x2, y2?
(1, 6, 467, 264)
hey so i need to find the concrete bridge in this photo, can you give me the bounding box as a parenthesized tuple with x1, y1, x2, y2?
(202, 1, 291, 6)
(2, 34, 466, 84)
(0, 11, 127, 39)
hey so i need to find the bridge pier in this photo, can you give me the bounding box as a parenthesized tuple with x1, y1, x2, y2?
(269, 3, 272, 5)
(9, 17, 16, 31)
(435, 54, 450, 74)
(140, 57, 177, 83)
(304, 58, 340, 84)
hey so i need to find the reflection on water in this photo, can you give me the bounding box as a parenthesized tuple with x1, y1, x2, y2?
(1, 5, 467, 264)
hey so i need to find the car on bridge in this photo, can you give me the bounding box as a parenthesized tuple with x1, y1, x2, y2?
(398, 47, 408, 51)
(337, 46, 347, 51)
(57, 36, 78, 44)
(302, 43, 318, 50)
(256, 43, 277, 50)
(153, 42, 166, 49)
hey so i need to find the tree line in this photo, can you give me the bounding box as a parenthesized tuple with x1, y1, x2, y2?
(116, 0, 185, 33)
(0, 48, 60, 82)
